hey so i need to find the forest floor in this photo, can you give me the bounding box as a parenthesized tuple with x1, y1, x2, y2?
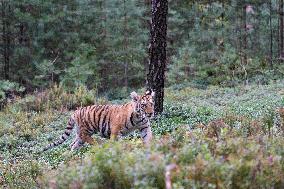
(0, 81, 284, 188)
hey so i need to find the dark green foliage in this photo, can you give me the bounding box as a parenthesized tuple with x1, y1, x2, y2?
(0, 80, 25, 109)
(167, 0, 284, 86)
(1, 0, 283, 93)
(0, 0, 148, 92)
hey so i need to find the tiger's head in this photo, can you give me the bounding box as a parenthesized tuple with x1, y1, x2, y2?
(131, 90, 155, 119)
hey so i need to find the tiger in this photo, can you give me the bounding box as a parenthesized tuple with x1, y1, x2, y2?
(43, 90, 155, 151)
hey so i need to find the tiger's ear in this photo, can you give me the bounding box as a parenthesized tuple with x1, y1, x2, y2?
(145, 89, 154, 96)
(146, 89, 155, 97)
(130, 91, 139, 102)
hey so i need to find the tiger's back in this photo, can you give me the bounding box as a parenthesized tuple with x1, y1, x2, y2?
(73, 103, 133, 139)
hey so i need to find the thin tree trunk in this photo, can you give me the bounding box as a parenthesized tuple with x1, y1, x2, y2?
(19, 23, 24, 44)
(278, 0, 280, 58)
(123, 0, 128, 90)
(2, 0, 10, 80)
(220, 0, 225, 52)
(237, 1, 243, 65)
(1, 0, 5, 79)
(98, 0, 108, 88)
(243, 3, 247, 65)
(253, 6, 259, 55)
(147, 0, 168, 114)
(280, 0, 284, 60)
(270, 0, 273, 68)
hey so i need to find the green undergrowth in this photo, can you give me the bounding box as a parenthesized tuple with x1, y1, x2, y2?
(45, 128, 284, 189)
(152, 81, 284, 135)
(0, 81, 284, 188)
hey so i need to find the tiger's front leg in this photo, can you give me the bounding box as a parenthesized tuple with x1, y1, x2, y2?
(140, 126, 152, 146)
(110, 123, 122, 141)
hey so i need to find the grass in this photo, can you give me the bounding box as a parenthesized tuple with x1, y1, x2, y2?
(0, 81, 284, 188)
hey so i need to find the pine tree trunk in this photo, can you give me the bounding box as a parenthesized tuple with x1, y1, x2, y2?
(19, 23, 24, 44)
(1, 0, 4, 79)
(270, 0, 273, 68)
(278, 2, 280, 58)
(220, 0, 225, 52)
(2, 1, 10, 80)
(243, 3, 247, 65)
(147, 0, 168, 114)
(123, 0, 128, 90)
(280, 0, 284, 60)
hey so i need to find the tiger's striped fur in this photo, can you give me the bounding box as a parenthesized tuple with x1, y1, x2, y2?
(43, 90, 155, 151)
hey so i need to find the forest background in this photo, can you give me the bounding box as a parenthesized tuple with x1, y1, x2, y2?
(1, 0, 283, 100)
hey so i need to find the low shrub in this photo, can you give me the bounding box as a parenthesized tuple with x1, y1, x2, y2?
(48, 128, 284, 189)
(1, 160, 42, 189)
(0, 80, 25, 109)
(17, 84, 107, 112)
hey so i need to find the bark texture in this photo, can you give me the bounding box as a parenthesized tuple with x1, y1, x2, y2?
(280, 0, 284, 59)
(270, 0, 273, 67)
(147, 0, 168, 114)
(1, 1, 11, 79)
(242, 3, 247, 65)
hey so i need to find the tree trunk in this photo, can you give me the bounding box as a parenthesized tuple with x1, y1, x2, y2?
(270, 0, 273, 68)
(278, 1, 280, 58)
(1, 0, 4, 79)
(243, 3, 247, 65)
(280, 0, 284, 60)
(147, 0, 168, 114)
(220, 0, 225, 52)
(1, 1, 11, 80)
(19, 23, 24, 45)
(123, 0, 128, 90)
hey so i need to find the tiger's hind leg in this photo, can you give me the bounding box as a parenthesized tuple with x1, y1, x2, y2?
(70, 133, 84, 151)
(70, 132, 95, 150)
(70, 137, 84, 151)
(82, 135, 95, 145)
(69, 137, 78, 148)
(80, 127, 97, 145)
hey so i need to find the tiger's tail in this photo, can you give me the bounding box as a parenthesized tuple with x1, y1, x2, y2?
(42, 117, 76, 151)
